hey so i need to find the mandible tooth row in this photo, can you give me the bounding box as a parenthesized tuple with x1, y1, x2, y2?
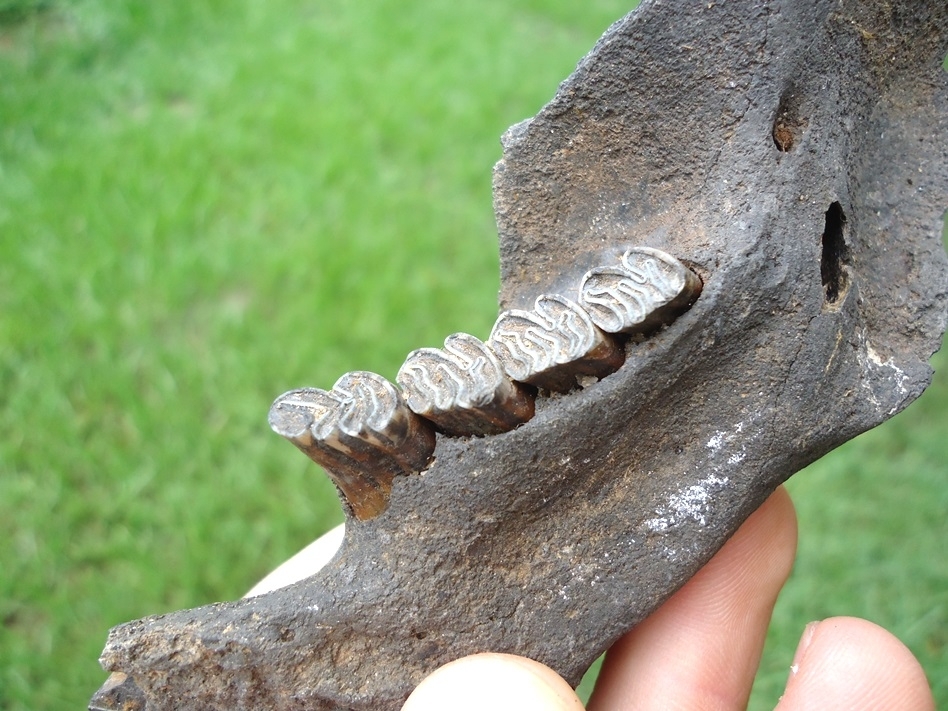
(269, 247, 701, 520)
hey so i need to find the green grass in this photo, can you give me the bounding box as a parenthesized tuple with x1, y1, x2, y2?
(0, 2, 945, 710)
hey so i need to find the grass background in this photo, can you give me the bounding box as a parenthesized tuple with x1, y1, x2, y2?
(0, 1, 945, 709)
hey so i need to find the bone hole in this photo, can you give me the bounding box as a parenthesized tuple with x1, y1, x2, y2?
(821, 202, 849, 303)
(772, 85, 803, 152)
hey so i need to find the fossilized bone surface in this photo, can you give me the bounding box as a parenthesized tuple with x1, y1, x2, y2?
(91, 1, 948, 709)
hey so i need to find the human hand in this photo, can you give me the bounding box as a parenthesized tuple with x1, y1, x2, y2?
(248, 488, 934, 710)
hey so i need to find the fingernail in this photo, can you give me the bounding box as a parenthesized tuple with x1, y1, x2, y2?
(789, 620, 821, 676)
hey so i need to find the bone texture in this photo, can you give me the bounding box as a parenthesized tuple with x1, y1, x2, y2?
(91, 1, 948, 709)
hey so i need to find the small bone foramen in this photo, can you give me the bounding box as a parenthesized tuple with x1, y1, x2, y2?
(397, 333, 535, 436)
(269, 372, 435, 520)
(579, 247, 702, 334)
(488, 294, 625, 392)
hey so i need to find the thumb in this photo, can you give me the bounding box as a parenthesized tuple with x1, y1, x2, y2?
(776, 617, 934, 711)
(402, 653, 584, 711)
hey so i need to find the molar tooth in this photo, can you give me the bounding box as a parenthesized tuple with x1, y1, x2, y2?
(579, 247, 702, 334)
(397, 333, 535, 436)
(488, 294, 624, 393)
(268, 371, 435, 520)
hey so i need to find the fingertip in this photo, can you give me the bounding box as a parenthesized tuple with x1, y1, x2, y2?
(766, 485, 798, 550)
(779, 616, 934, 711)
(589, 486, 798, 711)
(719, 485, 798, 585)
(402, 653, 583, 711)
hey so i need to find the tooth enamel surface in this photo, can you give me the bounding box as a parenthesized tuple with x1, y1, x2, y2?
(269, 372, 435, 520)
(325, 372, 409, 447)
(488, 294, 624, 392)
(267, 387, 340, 445)
(579, 247, 702, 334)
(397, 333, 534, 436)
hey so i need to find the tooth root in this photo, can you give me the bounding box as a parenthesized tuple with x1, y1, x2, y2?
(578, 247, 702, 335)
(267, 386, 390, 520)
(397, 333, 535, 437)
(488, 294, 625, 393)
(269, 372, 435, 520)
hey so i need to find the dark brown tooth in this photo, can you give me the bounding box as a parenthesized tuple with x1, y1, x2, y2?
(397, 333, 534, 436)
(268, 372, 435, 520)
(488, 294, 624, 393)
(578, 247, 702, 335)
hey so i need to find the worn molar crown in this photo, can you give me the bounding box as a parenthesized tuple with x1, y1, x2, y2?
(488, 294, 624, 393)
(325, 372, 429, 456)
(579, 247, 702, 334)
(269, 371, 435, 520)
(397, 333, 535, 436)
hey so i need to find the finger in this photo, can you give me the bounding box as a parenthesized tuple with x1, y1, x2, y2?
(589, 486, 798, 711)
(244, 523, 345, 597)
(777, 616, 934, 711)
(402, 653, 583, 711)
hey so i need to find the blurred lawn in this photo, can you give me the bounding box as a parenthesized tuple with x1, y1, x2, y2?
(0, 2, 945, 709)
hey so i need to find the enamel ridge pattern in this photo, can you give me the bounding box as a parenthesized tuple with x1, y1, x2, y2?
(268, 372, 435, 520)
(488, 294, 624, 393)
(397, 333, 534, 436)
(579, 247, 702, 334)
